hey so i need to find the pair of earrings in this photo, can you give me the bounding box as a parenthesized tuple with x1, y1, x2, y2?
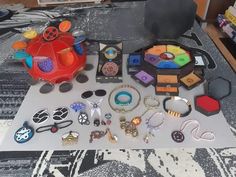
(32, 107, 69, 124)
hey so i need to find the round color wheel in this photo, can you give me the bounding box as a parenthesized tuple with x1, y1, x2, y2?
(145, 45, 191, 69)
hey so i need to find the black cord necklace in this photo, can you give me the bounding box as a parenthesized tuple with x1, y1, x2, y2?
(36, 120, 73, 133)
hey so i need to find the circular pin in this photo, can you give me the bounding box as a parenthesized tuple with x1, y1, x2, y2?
(32, 109, 49, 124)
(39, 83, 54, 94)
(59, 20, 72, 32)
(171, 131, 185, 143)
(76, 73, 89, 83)
(43, 26, 59, 41)
(84, 64, 94, 71)
(59, 82, 73, 93)
(53, 107, 69, 121)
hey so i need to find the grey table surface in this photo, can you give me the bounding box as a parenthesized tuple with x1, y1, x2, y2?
(0, 2, 236, 177)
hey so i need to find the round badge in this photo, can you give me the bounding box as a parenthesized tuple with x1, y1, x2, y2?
(59, 20, 72, 32)
(32, 109, 49, 124)
(43, 26, 59, 41)
(101, 62, 119, 77)
(171, 131, 185, 143)
(53, 107, 69, 121)
(14, 122, 34, 143)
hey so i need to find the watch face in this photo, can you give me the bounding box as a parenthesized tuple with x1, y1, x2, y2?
(171, 130, 185, 143)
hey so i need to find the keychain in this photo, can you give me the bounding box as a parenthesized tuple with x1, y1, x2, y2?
(143, 112, 165, 143)
(131, 96, 160, 125)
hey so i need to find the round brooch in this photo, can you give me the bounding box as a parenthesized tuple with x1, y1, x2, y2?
(102, 62, 119, 76)
(171, 130, 185, 143)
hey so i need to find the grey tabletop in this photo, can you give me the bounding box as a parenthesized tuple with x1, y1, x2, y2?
(0, 2, 236, 177)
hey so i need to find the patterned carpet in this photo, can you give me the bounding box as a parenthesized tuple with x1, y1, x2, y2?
(0, 2, 236, 177)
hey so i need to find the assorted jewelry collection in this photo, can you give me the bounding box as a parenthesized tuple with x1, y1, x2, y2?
(13, 43, 217, 147)
(14, 83, 216, 145)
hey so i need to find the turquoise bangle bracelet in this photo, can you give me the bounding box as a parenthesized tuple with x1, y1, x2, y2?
(114, 91, 132, 106)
